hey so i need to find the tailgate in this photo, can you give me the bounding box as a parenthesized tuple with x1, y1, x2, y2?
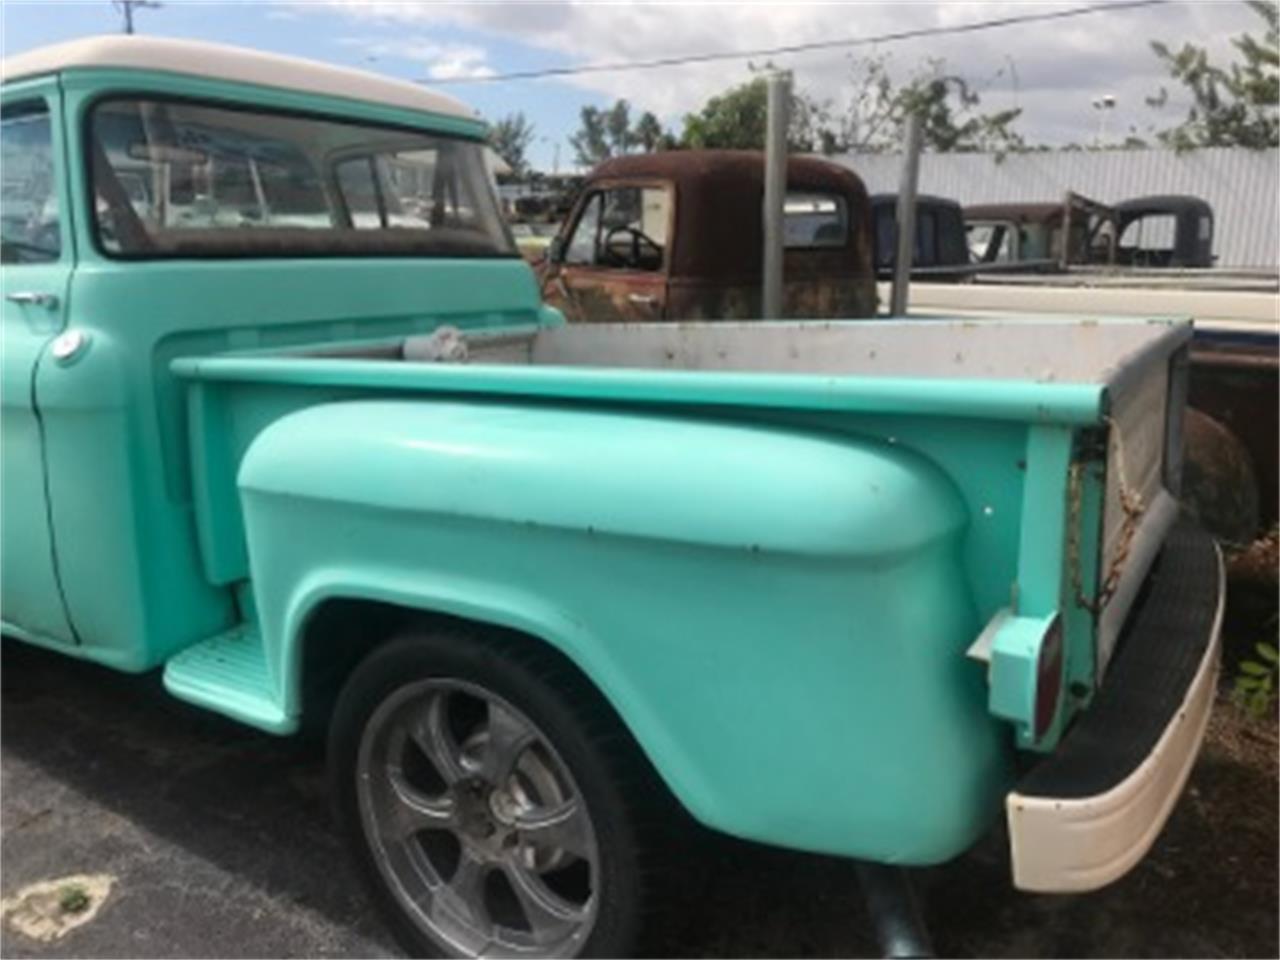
(1093, 327, 1191, 678)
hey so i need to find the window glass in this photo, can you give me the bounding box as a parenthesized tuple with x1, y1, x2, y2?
(597, 187, 667, 270)
(1089, 218, 1116, 261)
(566, 193, 602, 265)
(1120, 214, 1177, 251)
(784, 192, 847, 248)
(874, 207, 895, 268)
(968, 223, 1013, 263)
(1, 104, 60, 264)
(89, 98, 514, 258)
(336, 158, 381, 229)
(915, 210, 937, 266)
(1021, 224, 1049, 260)
(565, 187, 668, 270)
(1062, 221, 1090, 262)
(937, 207, 968, 265)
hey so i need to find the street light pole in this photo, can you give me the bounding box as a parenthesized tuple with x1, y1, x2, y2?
(1091, 94, 1116, 147)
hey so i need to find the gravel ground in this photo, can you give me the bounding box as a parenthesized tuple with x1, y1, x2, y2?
(2, 638, 1276, 959)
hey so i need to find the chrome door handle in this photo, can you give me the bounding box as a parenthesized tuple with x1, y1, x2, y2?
(627, 293, 657, 305)
(5, 291, 59, 309)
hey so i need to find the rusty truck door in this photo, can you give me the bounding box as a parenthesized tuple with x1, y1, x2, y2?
(541, 182, 671, 323)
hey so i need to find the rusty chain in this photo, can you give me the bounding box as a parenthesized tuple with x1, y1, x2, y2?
(1068, 416, 1146, 617)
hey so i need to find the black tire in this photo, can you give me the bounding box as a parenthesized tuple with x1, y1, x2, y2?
(328, 624, 679, 958)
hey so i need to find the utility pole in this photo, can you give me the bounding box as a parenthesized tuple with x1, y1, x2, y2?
(762, 69, 790, 322)
(114, 0, 162, 35)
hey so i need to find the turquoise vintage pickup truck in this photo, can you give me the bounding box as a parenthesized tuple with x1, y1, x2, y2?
(1, 37, 1223, 959)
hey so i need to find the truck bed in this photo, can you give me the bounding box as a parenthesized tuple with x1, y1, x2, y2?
(174, 317, 1190, 696)
(303, 318, 1174, 385)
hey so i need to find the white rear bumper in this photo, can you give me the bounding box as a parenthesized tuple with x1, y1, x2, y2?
(1006, 544, 1223, 893)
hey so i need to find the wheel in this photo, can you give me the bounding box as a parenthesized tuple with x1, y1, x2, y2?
(329, 627, 661, 958)
(1181, 407, 1260, 545)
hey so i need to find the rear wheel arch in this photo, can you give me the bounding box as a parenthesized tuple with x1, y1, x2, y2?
(282, 579, 603, 726)
(291, 594, 654, 786)
(279, 577, 724, 833)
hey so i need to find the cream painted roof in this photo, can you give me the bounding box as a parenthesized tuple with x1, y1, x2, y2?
(1, 35, 477, 122)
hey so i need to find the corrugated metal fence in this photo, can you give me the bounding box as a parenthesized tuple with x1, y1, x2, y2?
(830, 147, 1279, 268)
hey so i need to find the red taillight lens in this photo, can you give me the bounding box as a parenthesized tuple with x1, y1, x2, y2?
(1034, 616, 1065, 740)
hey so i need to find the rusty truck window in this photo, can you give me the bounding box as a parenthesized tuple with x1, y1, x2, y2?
(784, 192, 846, 248)
(566, 186, 668, 271)
(566, 192, 602, 265)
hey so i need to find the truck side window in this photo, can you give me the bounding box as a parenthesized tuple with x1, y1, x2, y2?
(1120, 214, 1176, 267)
(565, 193, 602, 265)
(915, 210, 938, 266)
(874, 207, 895, 268)
(565, 187, 668, 271)
(0, 102, 60, 264)
(599, 187, 667, 270)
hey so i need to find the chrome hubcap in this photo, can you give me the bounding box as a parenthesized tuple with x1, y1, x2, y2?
(357, 679, 598, 958)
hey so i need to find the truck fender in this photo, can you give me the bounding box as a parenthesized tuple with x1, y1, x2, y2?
(238, 398, 1002, 862)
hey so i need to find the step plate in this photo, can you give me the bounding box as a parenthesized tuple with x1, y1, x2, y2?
(163, 626, 293, 733)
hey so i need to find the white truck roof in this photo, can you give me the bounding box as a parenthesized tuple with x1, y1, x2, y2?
(0, 35, 476, 122)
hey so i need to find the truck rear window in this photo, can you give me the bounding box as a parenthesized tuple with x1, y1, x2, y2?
(783, 193, 847, 248)
(88, 98, 516, 259)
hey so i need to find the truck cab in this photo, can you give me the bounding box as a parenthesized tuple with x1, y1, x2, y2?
(537, 151, 877, 323)
(869, 192, 973, 282)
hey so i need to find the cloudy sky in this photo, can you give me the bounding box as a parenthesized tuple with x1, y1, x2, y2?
(2, 1, 1265, 170)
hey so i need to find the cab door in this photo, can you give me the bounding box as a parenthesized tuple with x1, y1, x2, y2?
(542, 183, 670, 323)
(1, 82, 77, 643)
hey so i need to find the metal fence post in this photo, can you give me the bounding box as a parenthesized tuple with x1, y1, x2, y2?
(763, 70, 790, 321)
(889, 112, 923, 317)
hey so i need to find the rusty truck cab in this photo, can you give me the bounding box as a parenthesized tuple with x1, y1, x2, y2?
(538, 150, 876, 323)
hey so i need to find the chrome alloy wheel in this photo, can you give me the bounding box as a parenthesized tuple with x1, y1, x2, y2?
(356, 679, 600, 958)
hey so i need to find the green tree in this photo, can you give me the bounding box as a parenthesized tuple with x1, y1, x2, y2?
(487, 112, 535, 177)
(825, 55, 1024, 154)
(680, 60, 1024, 156)
(679, 76, 828, 151)
(634, 111, 665, 152)
(1148, 0, 1279, 150)
(569, 105, 611, 167)
(899, 70, 1024, 153)
(605, 99, 633, 154)
(570, 100, 674, 167)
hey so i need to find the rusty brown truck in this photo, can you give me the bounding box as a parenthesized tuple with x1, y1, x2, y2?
(536, 150, 877, 323)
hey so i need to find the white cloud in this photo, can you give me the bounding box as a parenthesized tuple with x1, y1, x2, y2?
(338, 36, 496, 79)
(311, 1, 1266, 145)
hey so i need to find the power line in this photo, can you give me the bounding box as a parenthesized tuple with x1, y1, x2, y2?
(425, 0, 1167, 85)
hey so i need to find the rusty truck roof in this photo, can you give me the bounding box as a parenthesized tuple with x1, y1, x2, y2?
(583, 150, 871, 278)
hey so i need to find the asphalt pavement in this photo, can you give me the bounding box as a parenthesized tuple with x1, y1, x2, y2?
(2, 639, 1275, 958)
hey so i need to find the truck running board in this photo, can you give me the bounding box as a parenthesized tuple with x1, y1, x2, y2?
(163, 626, 292, 733)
